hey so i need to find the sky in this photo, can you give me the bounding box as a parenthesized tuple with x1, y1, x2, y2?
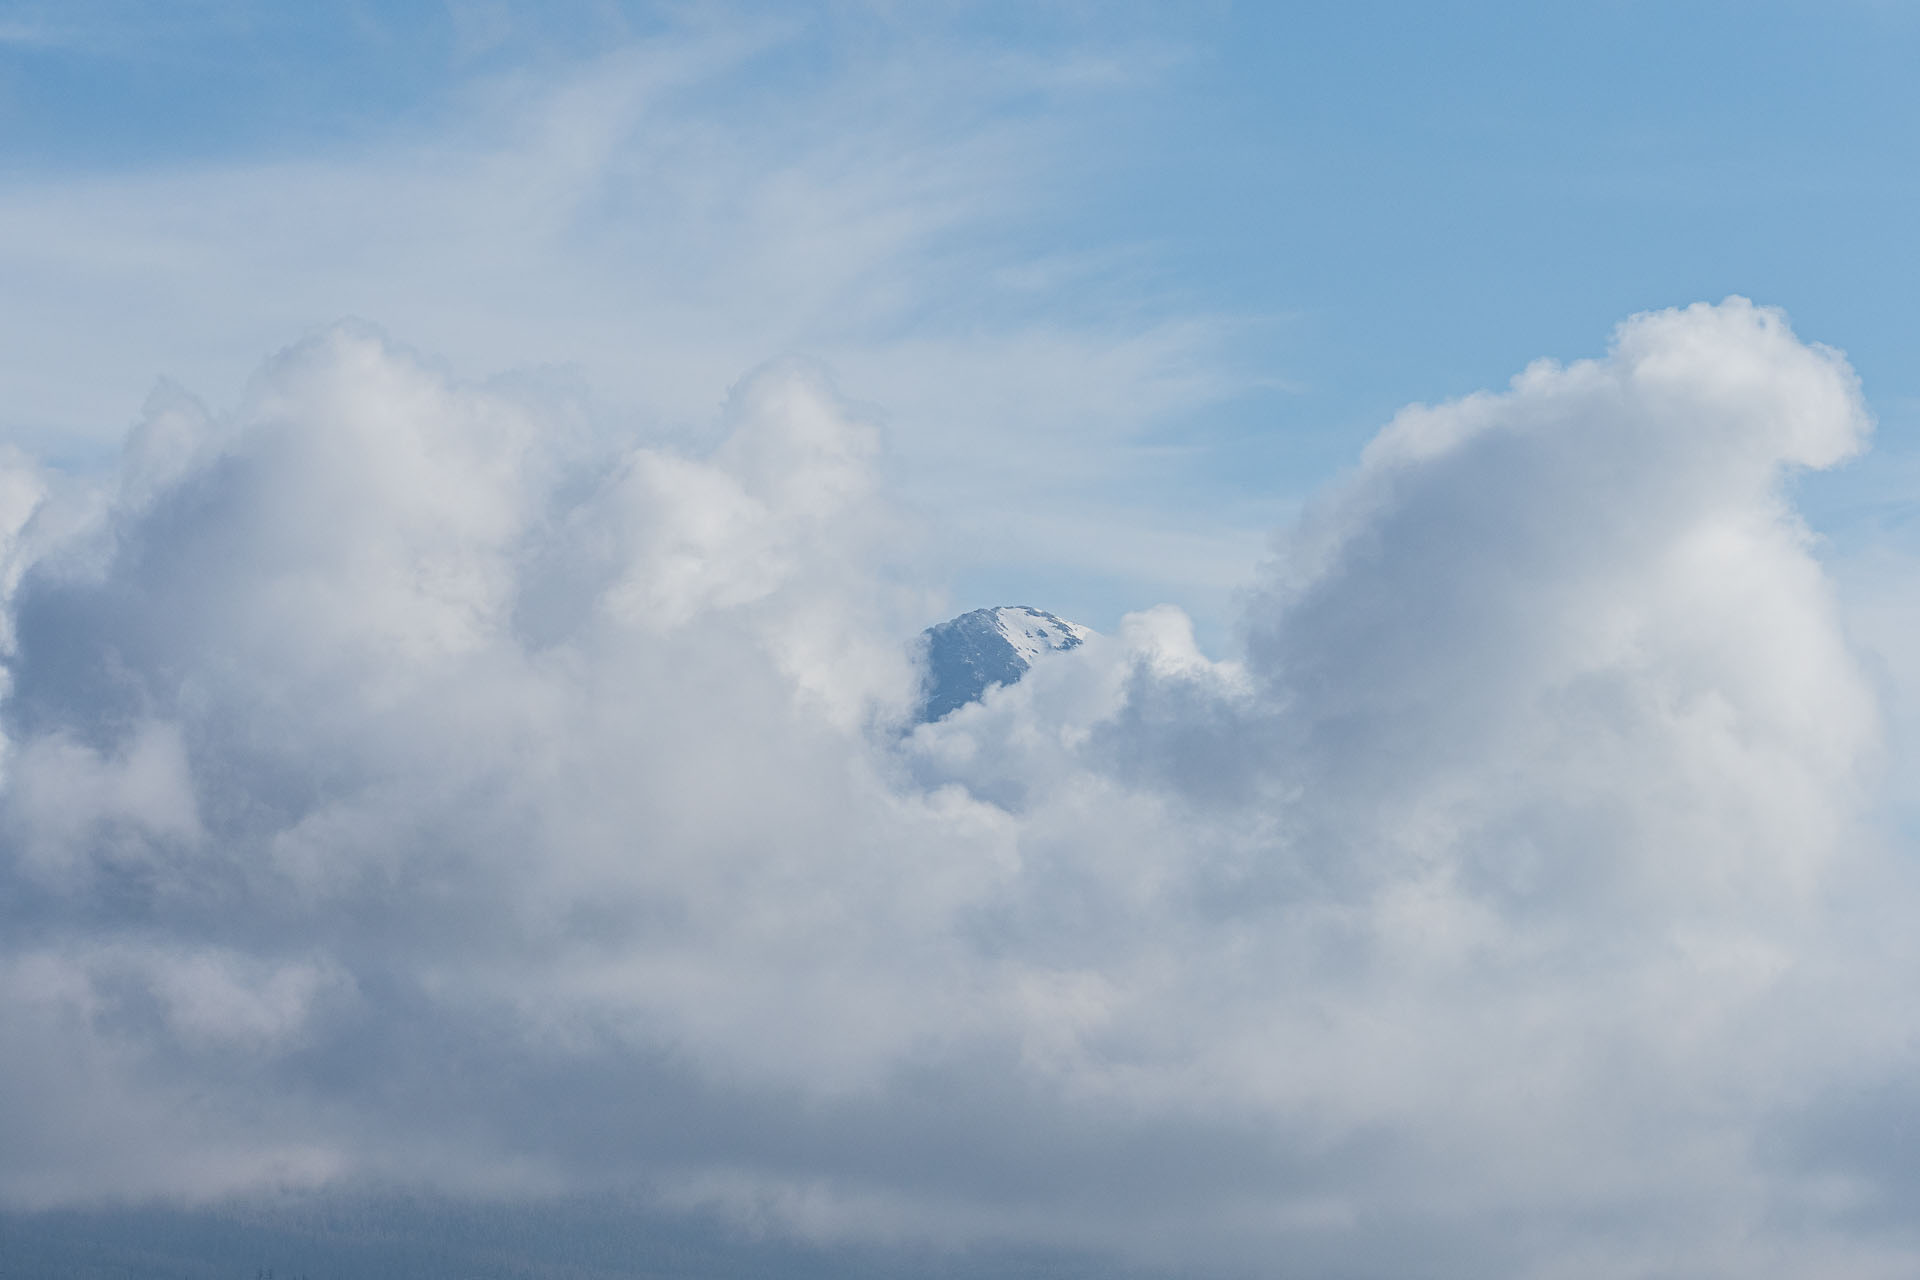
(8, 3, 1920, 1278)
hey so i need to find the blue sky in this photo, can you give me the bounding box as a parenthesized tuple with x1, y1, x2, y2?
(11, 6, 1920, 1278)
(10, 0, 1920, 644)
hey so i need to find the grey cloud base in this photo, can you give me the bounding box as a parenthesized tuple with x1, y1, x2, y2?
(0, 300, 1914, 1278)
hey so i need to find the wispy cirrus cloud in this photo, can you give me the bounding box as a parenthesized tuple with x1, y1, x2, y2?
(0, 9, 1259, 623)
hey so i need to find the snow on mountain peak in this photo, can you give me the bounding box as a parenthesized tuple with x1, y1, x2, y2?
(989, 605, 1091, 663)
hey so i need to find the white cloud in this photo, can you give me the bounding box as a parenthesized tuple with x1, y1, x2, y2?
(0, 299, 1914, 1277)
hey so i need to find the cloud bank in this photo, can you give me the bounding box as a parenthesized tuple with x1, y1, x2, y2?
(2, 299, 1915, 1278)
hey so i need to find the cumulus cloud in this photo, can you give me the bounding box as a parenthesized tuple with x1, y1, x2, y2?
(0, 299, 1914, 1277)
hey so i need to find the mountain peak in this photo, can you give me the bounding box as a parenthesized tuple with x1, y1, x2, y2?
(917, 605, 1089, 723)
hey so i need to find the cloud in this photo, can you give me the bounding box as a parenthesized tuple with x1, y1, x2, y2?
(0, 11, 1251, 621)
(0, 299, 1914, 1277)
